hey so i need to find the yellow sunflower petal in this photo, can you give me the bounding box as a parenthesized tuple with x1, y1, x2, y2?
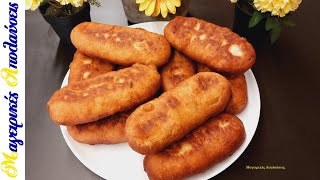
(160, 0, 168, 18)
(145, 0, 156, 16)
(152, 1, 161, 17)
(139, 0, 153, 11)
(166, 0, 176, 14)
(169, 0, 181, 7)
(136, 0, 146, 4)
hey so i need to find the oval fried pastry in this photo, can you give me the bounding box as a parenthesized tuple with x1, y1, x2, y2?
(47, 64, 160, 125)
(144, 113, 245, 180)
(225, 75, 248, 114)
(67, 53, 129, 144)
(68, 51, 114, 84)
(164, 16, 256, 76)
(161, 50, 196, 91)
(126, 72, 231, 154)
(67, 110, 132, 144)
(71, 22, 171, 67)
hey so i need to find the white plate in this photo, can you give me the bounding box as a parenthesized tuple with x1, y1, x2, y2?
(60, 22, 261, 180)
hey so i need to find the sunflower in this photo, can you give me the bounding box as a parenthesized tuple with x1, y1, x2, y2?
(136, 0, 182, 18)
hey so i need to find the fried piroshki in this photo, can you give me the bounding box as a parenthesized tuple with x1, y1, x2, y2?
(161, 50, 195, 91)
(126, 72, 231, 155)
(47, 64, 160, 125)
(225, 75, 248, 114)
(67, 54, 131, 144)
(144, 113, 245, 180)
(67, 110, 132, 144)
(164, 16, 256, 76)
(71, 22, 171, 67)
(68, 51, 114, 84)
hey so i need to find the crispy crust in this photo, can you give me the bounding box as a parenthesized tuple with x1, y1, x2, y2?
(225, 75, 248, 114)
(161, 50, 196, 91)
(71, 22, 171, 67)
(144, 113, 245, 180)
(126, 72, 231, 154)
(164, 16, 256, 76)
(47, 64, 160, 125)
(67, 110, 132, 144)
(68, 51, 114, 84)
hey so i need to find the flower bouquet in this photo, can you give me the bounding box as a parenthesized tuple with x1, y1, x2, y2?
(26, 0, 100, 13)
(231, 0, 302, 44)
(25, 0, 100, 44)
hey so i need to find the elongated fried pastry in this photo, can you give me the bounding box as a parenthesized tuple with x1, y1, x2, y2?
(68, 51, 114, 84)
(47, 64, 160, 125)
(225, 75, 248, 114)
(144, 113, 245, 180)
(67, 54, 129, 144)
(161, 50, 196, 91)
(164, 16, 256, 76)
(126, 72, 231, 154)
(67, 110, 132, 144)
(71, 22, 171, 67)
(197, 63, 248, 114)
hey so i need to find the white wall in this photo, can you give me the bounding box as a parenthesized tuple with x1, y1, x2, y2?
(90, 0, 128, 26)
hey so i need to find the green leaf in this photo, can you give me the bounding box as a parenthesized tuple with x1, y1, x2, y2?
(282, 18, 296, 27)
(249, 11, 263, 28)
(270, 25, 282, 44)
(265, 17, 281, 30)
(264, 16, 283, 44)
(265, 17, 274, 31)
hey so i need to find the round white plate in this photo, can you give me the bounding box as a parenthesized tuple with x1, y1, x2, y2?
(60, 22, 261, 180)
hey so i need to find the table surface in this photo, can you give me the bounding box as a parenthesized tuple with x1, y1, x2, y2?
(26, 0, 320, 180)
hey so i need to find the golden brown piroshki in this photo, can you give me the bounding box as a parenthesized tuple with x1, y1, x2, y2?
(125, 72, 231, 155)
(68, 51, 114, 84)
(47, 64, 160, 126)
(164, 16, 256, 76)
(67, 54, 130, 144)
(225, 75, 248, 114)
(144, 113, 245, 180)
(67, 110, 132, 144)
(160, 50, 196, 91)
(71, 22, 171, 67)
